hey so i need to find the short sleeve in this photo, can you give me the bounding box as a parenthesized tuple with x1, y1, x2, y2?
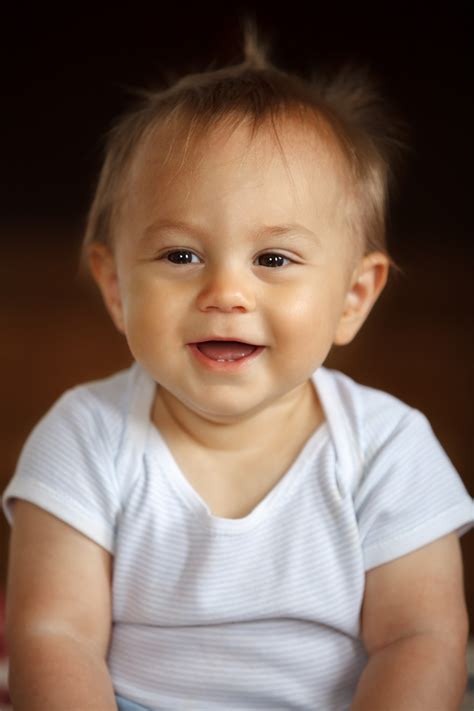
(354, 408, 474, 570)
(2, 388, 121, 553)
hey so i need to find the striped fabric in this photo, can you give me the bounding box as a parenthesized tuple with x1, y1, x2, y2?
(2, 362, 473, 710)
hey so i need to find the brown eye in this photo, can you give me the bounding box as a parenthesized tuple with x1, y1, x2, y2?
(257, 253, 290, 268)
(165, 250, 199, 264)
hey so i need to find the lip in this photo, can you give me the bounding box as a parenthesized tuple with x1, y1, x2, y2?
(189, 336, 263, 346)
(187, 342, 266, 372)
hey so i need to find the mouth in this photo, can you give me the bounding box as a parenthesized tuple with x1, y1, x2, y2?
(187, 339, 265, 370)
(192, 340, 260, 362)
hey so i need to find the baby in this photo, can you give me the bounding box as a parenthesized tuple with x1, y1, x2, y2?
(3, 25, 474, 711)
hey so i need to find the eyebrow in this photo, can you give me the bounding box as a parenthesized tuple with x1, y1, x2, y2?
(141, 219, 321, 246)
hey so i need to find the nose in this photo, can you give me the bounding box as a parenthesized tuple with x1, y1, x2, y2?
(196, 264, 256, 313)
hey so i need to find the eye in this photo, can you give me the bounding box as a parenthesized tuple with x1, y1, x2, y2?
(256, 253, 291, 268)
(162, 249, 200, 265)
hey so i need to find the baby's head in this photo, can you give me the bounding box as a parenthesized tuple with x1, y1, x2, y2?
(82, 25, 404, 418)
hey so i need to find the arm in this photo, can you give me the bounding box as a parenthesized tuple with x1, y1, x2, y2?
(6, 500, 117, 711)
(352, 533, 469, 710)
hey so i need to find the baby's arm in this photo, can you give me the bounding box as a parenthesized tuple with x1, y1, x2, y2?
(6, 500, 117, 711)
(352, 533, 468, 710)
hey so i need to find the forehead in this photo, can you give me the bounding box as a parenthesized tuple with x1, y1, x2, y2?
(121, 113, 353, 242)
(135, 111, 346, 182)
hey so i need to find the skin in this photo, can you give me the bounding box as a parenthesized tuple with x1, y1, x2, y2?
(7, 116, 468, 711)
(88, 116, 389, 458)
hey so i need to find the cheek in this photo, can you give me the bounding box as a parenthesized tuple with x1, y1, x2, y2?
(120, 278, 175, 354)
(268, 279, 344, 353)
(269, 280, 331, 328)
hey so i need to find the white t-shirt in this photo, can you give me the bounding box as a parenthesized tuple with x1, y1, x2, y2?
(3, 362, 473, 710)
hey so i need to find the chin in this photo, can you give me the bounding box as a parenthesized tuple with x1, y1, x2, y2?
(187, 395, 264, 422)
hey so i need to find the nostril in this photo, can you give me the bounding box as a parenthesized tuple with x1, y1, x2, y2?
(201, 304, 248, 314)
(196, 280, 255, 313)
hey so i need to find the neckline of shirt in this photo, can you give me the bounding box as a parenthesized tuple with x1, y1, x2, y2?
(133, 363, 339, 533)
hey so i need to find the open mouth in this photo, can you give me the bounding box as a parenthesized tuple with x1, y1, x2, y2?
(195, 340, 258, 362)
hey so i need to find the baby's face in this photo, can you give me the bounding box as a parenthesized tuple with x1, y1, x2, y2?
(99, 118, 370, 422)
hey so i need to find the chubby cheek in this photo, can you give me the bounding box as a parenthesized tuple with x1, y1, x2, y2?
(120, 278, 180, 363)
(269, 282, 340, 364)
(124, 310, 161, 364)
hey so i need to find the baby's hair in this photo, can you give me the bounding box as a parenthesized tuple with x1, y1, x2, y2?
(79, 18, 406, 278)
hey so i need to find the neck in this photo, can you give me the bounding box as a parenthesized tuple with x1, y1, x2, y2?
(152, 379, 322, 456)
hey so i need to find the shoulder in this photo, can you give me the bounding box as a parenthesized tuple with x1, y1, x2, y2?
(75, 364, 133, 424)
(60, 363, 134, 417)
(2, 363, 140, 544)
(319, 367, 423, 460)
(36, 363, 136, 453)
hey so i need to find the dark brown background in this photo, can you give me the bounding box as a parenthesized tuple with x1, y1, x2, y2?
(1, 4, 473, 623)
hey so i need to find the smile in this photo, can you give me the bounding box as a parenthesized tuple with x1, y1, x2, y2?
(197, 340, 258, 360)
(187, 341, 265, 371)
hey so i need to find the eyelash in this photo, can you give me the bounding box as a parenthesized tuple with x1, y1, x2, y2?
(160, 250, 294, 268)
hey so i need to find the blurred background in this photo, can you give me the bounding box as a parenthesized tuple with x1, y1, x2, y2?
(1, 0, 473, 626)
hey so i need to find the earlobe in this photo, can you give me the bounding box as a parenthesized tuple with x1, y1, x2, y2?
(334, 252, 389, 346)
(87, 243, 126, 334)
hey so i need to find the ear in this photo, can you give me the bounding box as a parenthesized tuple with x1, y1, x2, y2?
(87, 242, 126, 334)
(334, 251, 390, 346)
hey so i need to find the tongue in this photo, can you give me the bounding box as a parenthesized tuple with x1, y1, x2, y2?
(197, 341, 257, 361)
